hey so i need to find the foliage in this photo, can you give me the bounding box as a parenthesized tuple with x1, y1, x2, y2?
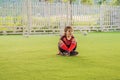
(81, 0, 94, 5)
(111, 0, 120, 5)
(97, 0, 107, 5)
(62, 0, 76, 3)
(0, 16, 23, 27)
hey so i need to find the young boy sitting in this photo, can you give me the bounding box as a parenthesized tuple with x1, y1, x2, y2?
(57, 26, 78, 56)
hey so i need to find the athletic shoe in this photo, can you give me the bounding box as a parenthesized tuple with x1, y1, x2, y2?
(63, 52, 70, 56)
(70, 51, 79, 56)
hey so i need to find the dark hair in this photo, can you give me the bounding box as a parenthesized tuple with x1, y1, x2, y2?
(64, 26, 73, 32)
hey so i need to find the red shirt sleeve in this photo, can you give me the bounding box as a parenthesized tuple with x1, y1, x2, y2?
(68, 38, 77, 52)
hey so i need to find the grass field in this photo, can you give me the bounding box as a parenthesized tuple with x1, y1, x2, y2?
(0, 32, 120, 80)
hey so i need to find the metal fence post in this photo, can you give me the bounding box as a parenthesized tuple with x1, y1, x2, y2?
(23, 0, 32, 37)
(100, 5, 103, 31)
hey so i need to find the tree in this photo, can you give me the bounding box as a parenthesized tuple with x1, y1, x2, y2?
(97, 0, 107, 5)
(62, 0, 76, 3)
(111, 0, 120, 5)
(81, 0, 94, 5)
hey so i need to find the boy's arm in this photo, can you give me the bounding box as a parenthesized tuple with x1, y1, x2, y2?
(68, 38, 77, 53)
(59, 40, 68, 51)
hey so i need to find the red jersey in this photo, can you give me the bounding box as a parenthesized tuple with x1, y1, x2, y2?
(60, 35, 75, 48)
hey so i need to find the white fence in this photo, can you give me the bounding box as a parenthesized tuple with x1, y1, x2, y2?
(0, 0, 120, 35)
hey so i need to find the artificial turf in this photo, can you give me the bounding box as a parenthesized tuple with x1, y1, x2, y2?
(0, 32, 120, 80)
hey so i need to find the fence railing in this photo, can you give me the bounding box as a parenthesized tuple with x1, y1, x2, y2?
(0, 0, 120, 35)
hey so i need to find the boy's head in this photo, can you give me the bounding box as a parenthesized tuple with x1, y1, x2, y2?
(64, 26, 73, 36)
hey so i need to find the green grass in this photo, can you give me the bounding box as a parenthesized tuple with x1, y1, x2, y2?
(0, 32, 120, 80)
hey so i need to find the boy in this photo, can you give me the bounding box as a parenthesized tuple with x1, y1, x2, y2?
(57, 26, 78, 56)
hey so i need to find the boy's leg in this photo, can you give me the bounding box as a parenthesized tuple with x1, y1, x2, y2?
(57, 40, 69, 56)
(57, 41, 78, 56)
(69, 44, 79, 56)
(59, 40, 68, 51)
(58, 46, 69, 56)
(70, 51, 79, 56)
(58, 46, 78, 56)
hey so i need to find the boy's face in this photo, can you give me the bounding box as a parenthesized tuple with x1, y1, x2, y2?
(66, 29, 73, 36)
